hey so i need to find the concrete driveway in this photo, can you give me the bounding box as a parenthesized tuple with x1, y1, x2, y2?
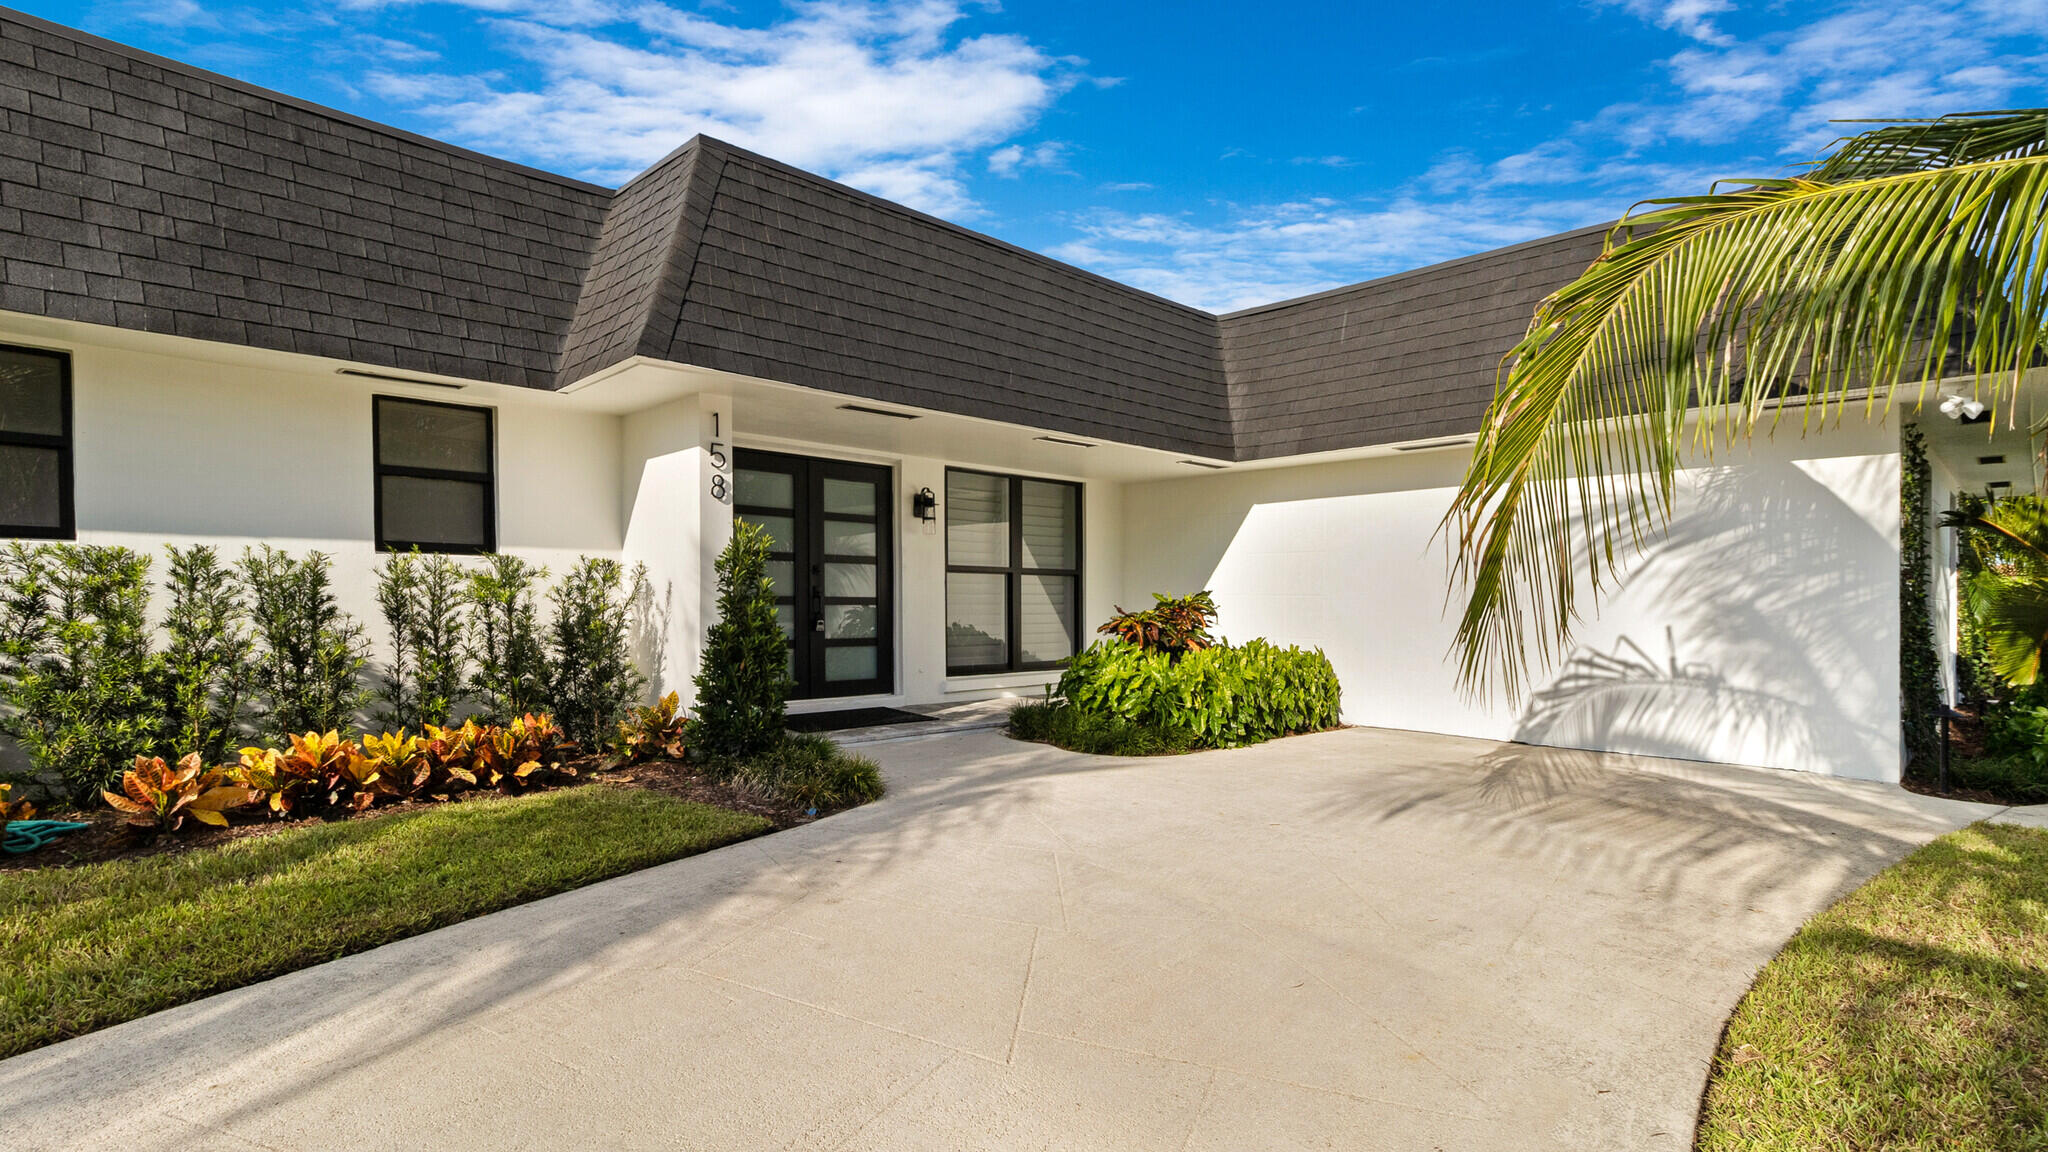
(0, 727, 2002, 1150)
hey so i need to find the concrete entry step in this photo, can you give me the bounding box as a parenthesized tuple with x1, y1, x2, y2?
(823, 698, 1016, 746)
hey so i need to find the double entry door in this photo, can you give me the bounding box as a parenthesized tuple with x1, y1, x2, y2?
(734, 449, 893, 699)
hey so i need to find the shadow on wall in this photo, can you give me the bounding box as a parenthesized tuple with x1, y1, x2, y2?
(1517, 453, 1897, 778)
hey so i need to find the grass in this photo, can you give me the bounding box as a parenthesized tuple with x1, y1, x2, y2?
(0, 784, 768, 1059)
(1696, 823, 2048, 1151)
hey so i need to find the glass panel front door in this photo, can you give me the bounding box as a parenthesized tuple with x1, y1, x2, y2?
(735, 449, 893, 699)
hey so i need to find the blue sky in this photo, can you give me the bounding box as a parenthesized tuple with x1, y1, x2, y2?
(24, 0, 2048, 310)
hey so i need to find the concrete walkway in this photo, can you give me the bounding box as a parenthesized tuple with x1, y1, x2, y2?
(0, 728, 2004, 1150)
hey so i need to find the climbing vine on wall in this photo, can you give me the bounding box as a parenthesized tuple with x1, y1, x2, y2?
(1900, 424, 1944, 773)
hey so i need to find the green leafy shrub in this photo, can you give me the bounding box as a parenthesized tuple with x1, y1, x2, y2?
(239, 546, 370, 745)
(465, 553, 550, 723)
(1007, 699, 1194, 755)
(1, 544, 167, 801)
(726, 732, 883, 810)
(374, 550, 470, 731)
(547, 558, 646, 750)
(158, 545, 253, 765)
(692, 523, 790, 758)
(1097, 590, 1219, 656)
(1036, 634, 1341, 752)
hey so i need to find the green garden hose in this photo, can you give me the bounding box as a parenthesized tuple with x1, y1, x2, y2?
(3, 820, 89, 855)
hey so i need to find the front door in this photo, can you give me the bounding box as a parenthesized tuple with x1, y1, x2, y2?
(734, 449, 893, 699)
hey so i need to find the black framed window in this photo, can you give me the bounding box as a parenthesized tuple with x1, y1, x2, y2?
(945, 468, 1082, 675)
(373, 396, 495, 553)
(0, 344, 74, 540)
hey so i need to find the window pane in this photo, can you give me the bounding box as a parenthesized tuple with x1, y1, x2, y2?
(825, 603, 877, 639)
(381, 476, 488, 548)
(825, 645, 877, 682)
(766, 560, 794, 596)
(823, 519, 875, 557)
(0, 444, 61, 528)
(946, 572, 1007, 669)
(824, 562, 875, 598)
(378, 400, 490, 473)
(947, 471, 1009, 567)
(1019, 575, 1077, 664)
(738, 513, 794, 553)
(736, 468, 794, 509)
(774, 604, 796, 640)
(1020, 480, 1076, 571)
(0, 348, 64, 437)
(822, 478, 876, 516)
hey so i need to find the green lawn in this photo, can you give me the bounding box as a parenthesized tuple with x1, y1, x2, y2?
(0, 784, 769, 1059)
(1697, 823, 2048, 1151)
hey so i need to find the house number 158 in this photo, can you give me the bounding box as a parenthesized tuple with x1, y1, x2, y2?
(708, 412, 731, 503)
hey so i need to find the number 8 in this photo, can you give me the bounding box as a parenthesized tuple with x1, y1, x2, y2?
(711, 474, 728, 502)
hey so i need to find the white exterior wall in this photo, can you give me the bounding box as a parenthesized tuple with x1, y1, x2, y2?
(36, 331, 623, 652)
(1120, 419, 1904, 780)
(619, 392, 733, 707)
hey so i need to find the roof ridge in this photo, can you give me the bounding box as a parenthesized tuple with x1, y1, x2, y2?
(0, 4, 615, 197)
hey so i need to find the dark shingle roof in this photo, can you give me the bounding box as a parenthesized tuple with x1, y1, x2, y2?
(1219, 226, 1612, 459)
(659, 142, 1233, 457)
(0, 7, 1606, 462)
(0, 8, 610, 388)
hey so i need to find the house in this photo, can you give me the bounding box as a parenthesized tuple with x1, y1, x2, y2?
(0, 8, 2022, 781)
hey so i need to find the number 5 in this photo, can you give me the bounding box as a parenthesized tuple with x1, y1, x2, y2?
(709, 441, 728, 470)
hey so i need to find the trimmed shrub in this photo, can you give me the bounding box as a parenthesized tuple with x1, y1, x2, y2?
(465, 553, 550, 724)
(374, 550, 470, 731)
(1045, 636, 1341, 751)
(692, 522, 790, 758)
(547, 558, 646, 750)
(159, 544, 253, 765)
(1, 544, 166, 801)
(240, 546, 370, 745)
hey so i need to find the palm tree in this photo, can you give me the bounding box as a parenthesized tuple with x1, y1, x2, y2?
(1944, 496, 2048, 687)
(1446, 109, 2048, 697)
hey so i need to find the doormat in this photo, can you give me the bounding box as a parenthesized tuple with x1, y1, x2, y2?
(784, 707, 936, 733)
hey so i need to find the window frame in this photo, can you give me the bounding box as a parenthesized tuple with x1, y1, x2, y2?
(943, 467, 1083, 676)
(0, 343, 75, 541)
(372, 394, 497, 555)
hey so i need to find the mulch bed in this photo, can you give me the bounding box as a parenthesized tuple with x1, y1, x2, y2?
(2, 757, 825, 873)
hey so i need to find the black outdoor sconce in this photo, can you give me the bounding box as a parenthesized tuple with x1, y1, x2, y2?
(912, 487, 938, 523)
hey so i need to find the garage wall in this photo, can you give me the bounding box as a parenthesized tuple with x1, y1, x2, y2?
(1119, 418, 1904, 780)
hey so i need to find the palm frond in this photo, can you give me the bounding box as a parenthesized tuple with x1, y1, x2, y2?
(1812, 109, 2048, 181)
(1446, 115, 2048, 699)
(1941, 496, 2048, 577)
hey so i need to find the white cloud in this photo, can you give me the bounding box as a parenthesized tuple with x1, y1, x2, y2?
(1049, 192, 1613, 313)
(987, 140, 1066, 177)
(365, 0, 1077, 214)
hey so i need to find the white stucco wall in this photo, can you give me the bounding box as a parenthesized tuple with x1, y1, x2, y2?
(619, 392, 732, 707)
(1119, 418, 1905, 780)
(8, 329, 625, 662)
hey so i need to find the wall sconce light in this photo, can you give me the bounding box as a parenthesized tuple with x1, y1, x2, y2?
(912, 487, 938, 523)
